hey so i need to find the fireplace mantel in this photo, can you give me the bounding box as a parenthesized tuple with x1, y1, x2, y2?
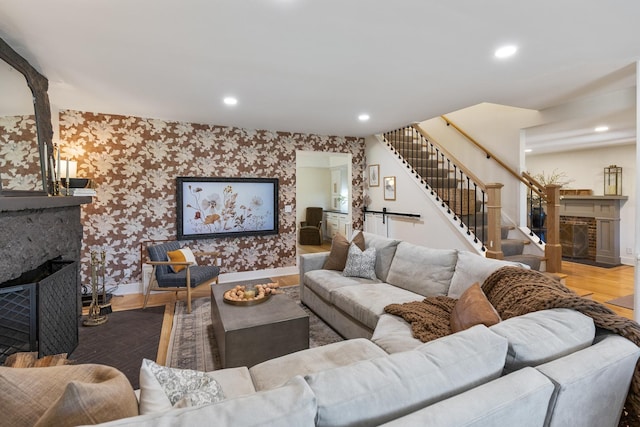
(0, 195, 92, 212)
(0, 196, 92, 284)
(559, 195, 627, 265)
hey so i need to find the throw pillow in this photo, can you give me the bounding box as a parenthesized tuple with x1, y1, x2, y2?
(323, 231, 365, 271)
(167, 247, 198, 273)
(139, 359, 225, 415)
(342, 243, 377, 280)
(0, 364, 138, 427)
(450, 282, 501, 333)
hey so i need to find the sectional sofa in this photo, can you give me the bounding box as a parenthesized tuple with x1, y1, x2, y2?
(11, 232, 638, 426)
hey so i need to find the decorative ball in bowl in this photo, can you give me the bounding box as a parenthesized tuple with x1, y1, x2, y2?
(223, 283, 282, 306)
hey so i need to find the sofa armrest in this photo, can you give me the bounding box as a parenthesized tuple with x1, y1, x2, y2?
(299, 252, 329, 293)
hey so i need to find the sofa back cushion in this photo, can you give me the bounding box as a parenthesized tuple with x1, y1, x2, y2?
(92, 376, 317, 427)
(448, 250, 530, 298)
(385, 242, 457, 297)
(536, 334, 640, 427)
(380, 367, 554, 427)
(305, 325, 508, 427)
(362, 232, 401, 282)
(489, 308, 595, 374)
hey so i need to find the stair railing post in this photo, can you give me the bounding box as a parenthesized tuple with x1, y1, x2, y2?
(545, 184, 562, 273)
(485, 183, 504, 260)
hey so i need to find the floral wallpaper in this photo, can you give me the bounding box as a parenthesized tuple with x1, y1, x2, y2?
(58, 110, 364, 288)
(0, 115, 41, 190)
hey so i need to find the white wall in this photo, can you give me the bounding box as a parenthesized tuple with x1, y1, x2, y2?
(419, 103, 542, 224)
(295, 167, 331, 226)
(526, 144, 636, 265)
(365, 136, 478, 251)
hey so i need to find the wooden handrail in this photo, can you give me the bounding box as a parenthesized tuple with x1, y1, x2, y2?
(441, 115, 543, 196)
(412, 123, 487, 190)
(521, 171, 546, 200)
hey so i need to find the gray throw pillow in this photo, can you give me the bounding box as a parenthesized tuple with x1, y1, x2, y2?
(343, 243, 377, 280)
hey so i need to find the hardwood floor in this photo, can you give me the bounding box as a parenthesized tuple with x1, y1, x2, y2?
(563, 261, 634, 320)
(95, 252, 635, 366)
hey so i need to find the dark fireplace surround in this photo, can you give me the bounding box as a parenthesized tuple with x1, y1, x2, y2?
(0, 196, 91, 362)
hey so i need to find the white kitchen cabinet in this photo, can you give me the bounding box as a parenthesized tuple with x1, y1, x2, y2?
(324, 211, 351, 240)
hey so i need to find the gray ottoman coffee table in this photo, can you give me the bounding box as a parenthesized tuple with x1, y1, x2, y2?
(210, 283, 310, 368)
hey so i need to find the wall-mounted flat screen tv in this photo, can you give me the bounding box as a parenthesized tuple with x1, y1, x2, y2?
(176, 177, 279, 240)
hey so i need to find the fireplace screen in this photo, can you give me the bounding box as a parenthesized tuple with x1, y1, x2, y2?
(0, 260, 78, 363)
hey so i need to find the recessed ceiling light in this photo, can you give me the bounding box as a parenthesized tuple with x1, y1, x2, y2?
(494, 45, 518, 59)
(358, 114, 370, 122)
(525, 149, 532, 153)
(223, 96, 238, 106)
(594, 125, 609, 132)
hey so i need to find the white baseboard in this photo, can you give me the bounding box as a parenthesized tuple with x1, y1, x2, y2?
(218, 266, 299, 284)
(110, 282, 143, 296)
(111, 266, 300, 296)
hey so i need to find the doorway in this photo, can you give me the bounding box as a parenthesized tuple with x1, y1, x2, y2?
(295, 151, 352, 257)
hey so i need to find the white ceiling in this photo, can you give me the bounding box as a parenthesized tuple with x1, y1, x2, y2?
(1, 0, 638, 150)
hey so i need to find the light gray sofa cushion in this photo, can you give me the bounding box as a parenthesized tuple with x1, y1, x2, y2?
(371, 313, 423, 354)
(330, 283, 423, 330)
(537, 334, 640, 427)
(415, 325, 508, 385)
(385, 242, 457, 297)
(362, 232, 401, 282)
(448, 250, 529, 298)
(304, 269, 380, 301)
(249, 338, 387, 391)
(206, 367, 255, 399)
(489, 308, 595, 373)
(305, 325, 508, 427)
(94, 375, 316, 427)
(379, 367, 554, 427)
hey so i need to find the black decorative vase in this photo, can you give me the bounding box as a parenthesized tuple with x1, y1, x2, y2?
(531, 207, 547, 228)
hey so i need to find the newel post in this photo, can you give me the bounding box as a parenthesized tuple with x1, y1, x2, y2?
(545, 184, 562, 273)
(485, 183, 504, 260)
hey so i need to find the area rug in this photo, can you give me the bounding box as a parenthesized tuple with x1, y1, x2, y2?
(562, 257, 620, 269)
(166, 285, 343, 371)
(606, 294, 634, 310)
(71, 305, 166, 388)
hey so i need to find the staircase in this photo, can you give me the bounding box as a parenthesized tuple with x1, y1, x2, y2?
(383, 126, 545, 271)
(461, 213, 543, 270)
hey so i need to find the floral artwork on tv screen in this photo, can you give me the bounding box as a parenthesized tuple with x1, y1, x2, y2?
(177, 177, 279, 239)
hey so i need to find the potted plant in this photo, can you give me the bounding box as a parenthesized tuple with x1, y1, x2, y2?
(528, 169, 573, 228)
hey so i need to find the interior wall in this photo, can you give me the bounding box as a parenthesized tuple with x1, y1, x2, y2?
(420, 103, 542, 223)
(295, 167, 331, 225)
(365, 135, 475, 251)
(526, 143, 636, 265)
(57, 110, 365, 287)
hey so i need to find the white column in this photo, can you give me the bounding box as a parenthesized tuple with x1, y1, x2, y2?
(634, 61, 640, 321)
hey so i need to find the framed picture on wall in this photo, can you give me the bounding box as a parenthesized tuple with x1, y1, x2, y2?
(383, 176, 396, 201)
(176, 176, 279, 239)
(368, 164, 380, 187)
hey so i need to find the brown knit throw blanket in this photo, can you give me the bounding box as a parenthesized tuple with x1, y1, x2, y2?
(384, 266, 640, 421)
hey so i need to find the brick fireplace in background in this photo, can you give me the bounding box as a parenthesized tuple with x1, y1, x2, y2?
(558, 195, 627, 265)
(560, 217, 595, 260)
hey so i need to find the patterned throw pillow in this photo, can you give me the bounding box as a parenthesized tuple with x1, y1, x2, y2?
(166, 247, 198, 273)
(342, 243, 377, 280)
(139, 359, 225, 415)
